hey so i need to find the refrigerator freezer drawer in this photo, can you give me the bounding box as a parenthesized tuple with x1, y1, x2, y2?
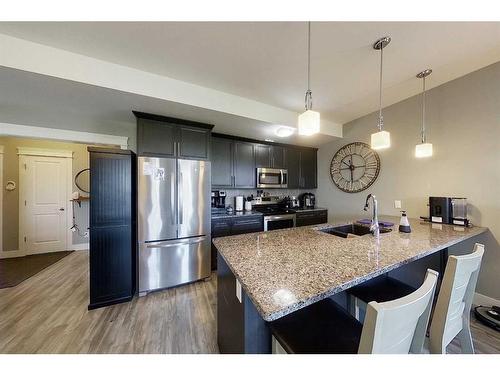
(138, 235, 211, 294)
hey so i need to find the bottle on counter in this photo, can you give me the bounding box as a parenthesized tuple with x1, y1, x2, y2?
(399, 210, 411, 233)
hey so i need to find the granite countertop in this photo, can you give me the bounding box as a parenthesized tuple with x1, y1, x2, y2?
(211, 210, 263, 219)
(213, 216, 486, 322)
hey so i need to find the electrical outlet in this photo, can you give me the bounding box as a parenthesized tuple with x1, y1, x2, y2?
(394, 200, 402, 209)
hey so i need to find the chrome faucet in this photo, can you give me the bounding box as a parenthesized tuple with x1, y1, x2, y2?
(364, 194, 380, 237)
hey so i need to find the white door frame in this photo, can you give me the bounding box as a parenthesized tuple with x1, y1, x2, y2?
(18, 147, 73, 255)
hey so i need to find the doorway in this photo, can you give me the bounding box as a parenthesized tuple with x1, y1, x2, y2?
(18, 148, 72, 254)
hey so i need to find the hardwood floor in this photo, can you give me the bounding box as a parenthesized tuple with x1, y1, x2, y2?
(0, 250, 498, 354)
(0, 251, 218, 354)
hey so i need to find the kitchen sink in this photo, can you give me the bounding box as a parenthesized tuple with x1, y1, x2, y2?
(318, 223, 392, 238)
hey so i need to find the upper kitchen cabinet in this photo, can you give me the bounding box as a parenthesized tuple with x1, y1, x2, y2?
(211, 137, 233, 188)
(285, 148, 301, 188)
(300, 148, 317, 189)
(137, 118, 177, 157)
(211, 135, 255, 189)
(255, 144, 285, 169)
(211, 133, 316, 189)
(233, 141, 255, 188)
(285, 147, 317, 189)
(134, 111, 213, 160)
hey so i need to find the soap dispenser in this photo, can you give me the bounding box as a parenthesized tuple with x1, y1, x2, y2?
(399, 211, 411, 233)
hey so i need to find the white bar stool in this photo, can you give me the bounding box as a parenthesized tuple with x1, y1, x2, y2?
(428, 243, 484, 354)
(270, 269, 438, 354)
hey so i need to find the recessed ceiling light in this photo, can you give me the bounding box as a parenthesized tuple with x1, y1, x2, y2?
(275, 126, 295, 138)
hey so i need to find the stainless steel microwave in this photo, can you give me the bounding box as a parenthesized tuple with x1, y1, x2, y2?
(256, 168, 288, 188)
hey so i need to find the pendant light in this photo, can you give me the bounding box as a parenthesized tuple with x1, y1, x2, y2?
(415, 69, 433, 158)
(370, 36, 391, 150)
(298, 22, 320, 136)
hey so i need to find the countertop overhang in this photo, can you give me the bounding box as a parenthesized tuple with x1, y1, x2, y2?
(213, 216, 487, 322)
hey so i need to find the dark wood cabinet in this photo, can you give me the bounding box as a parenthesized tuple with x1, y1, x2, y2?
(211, 136, 255, 189)
(270, 146, 285, 169)
(137, 118, 176, 157)
(284, 147, 317, 189)
(211, 133, 317, 189)
(231, 216, 264, 235)
(255, 144, 270, 168)
(211, 137, 233, 188)
(217, 254, 271, 353)
(300, 148, 317, 188)
(233, 141, 255, 188)
(135, 111, 213, 160)
(285, 148, 301, 188)
(88, 148, 136, 310)
(255, 144, 284, 169)
(211, 215, 263, 269)
(296, 210, 328, 227)
(178, 125, 211, 160)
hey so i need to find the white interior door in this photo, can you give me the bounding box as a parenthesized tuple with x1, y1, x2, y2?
(20, 154, 70, 254)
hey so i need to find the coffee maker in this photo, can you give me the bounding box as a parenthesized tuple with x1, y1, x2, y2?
(299, 192, 316, 209)
(429, 196, 468, 226)
(211, 190, 226, 208)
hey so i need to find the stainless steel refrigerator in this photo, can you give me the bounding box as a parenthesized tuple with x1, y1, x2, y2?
(137, 157, 211, 296)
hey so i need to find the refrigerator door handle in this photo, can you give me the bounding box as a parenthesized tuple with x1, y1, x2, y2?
(146, 237, 206, 248)
(171, 171, 176, 225)
(179, 171, 184, 225)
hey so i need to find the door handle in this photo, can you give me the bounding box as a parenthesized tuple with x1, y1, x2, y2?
(146, 237, 206, 248)
(179, 171, 183, 224)
(59, 208, 65, 211)
(171, 172, 176, 225)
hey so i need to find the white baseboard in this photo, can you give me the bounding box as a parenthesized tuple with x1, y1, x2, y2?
(71, 243, 89, 251)
(0, 249, 26, 259)
(474, 292, 500, 307)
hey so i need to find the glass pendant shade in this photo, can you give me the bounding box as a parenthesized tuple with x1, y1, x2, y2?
(415, 142, 433, 158)
(371, 130, 391, 150)
(298, 109, 320, 135)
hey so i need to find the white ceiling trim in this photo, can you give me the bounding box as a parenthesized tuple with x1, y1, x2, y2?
(17, 147, 74, 158)
(0, 33, 343, 138)
(1, 122, 129, 149)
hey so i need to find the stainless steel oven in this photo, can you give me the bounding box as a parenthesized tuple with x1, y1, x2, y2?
(256, 167, 288, 188)
(264, 214, 296, 231)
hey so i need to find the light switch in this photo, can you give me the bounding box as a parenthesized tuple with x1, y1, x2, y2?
(236, 279, 242, 303)
(394, 200, 402, 209)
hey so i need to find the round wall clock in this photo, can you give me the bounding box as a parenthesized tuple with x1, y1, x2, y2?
(330, 142, 380, 193)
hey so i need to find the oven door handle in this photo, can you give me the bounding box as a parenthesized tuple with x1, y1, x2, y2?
(264, 214, 296, 221)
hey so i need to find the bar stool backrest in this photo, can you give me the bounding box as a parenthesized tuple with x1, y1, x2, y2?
(358, 269, 438, 354)
(429, 243, 484, 353)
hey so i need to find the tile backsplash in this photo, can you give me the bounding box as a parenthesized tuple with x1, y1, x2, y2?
(217, 189, 317, 208)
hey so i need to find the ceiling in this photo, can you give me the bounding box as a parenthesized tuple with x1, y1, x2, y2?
(0, 67, 330, 147)
(0, 22, 499, 144)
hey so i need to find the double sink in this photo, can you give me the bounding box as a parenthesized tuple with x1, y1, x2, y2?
(318, 223, 392, 238)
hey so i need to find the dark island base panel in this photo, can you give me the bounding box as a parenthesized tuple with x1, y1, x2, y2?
(216, 248, 446, 354)
(217, 253, 271, 354)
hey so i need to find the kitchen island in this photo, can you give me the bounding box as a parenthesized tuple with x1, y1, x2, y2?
(213, 217, 487, 353)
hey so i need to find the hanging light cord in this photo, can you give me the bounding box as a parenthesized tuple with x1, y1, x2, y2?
(421, 75, 427, 143)
(378, 43, 384, 131)
(304, 21, 313, 111)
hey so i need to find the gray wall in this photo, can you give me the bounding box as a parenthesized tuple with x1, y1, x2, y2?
(317, 61, 500, 300)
